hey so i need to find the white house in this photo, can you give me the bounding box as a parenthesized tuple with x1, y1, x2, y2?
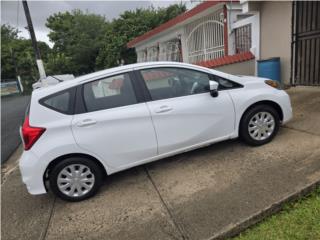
(128, 1, 320, 86)
(127, 1, 256, 75)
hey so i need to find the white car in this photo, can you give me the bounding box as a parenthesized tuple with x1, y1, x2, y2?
(19, 62, 292, 201)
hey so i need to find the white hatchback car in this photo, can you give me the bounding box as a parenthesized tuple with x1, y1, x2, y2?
(20, 62, 292, 201)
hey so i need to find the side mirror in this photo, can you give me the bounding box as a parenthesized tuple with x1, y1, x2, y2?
(209, 80, 219, 97)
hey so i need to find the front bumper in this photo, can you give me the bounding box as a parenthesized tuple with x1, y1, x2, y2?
(19, 150, 47, 195)
(280, 91, 293, 124)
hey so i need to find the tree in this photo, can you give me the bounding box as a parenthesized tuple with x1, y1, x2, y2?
(46, 10, 107, 75)
(45, 53, 74, 75)
(1, 24, 51, 91)
(96, 3, 186, 69)
(1, 24, 19, 80)
(1, 3, 186, 89)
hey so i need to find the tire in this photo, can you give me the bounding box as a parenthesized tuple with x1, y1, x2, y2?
(49, 157, 104, 202)
(239, 104, 280, 146)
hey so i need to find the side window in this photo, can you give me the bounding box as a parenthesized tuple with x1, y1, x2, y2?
(140, 68, 210, 101)
(40, 88, 74, 114)
(212, 75, 243, 90)
(83, 73, 137, 112)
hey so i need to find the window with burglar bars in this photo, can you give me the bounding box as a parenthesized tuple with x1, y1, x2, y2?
(137, 40, 182, 63)
(147, 46, 159, 61)
(158, 41, 181, 62)
(235, 24, 252, 53)
(137, 51, 146, 62)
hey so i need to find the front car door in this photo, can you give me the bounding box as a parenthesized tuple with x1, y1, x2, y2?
(71, 71, 157, 172)
(137, 66, 235, 155)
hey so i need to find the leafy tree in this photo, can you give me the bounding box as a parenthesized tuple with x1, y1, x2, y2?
(45, 53, 74, 75)
(1, 24, 19, 80)
(1, 3, 186, 91)
(46, 10, 107, 75)
(96, 3, 186, 68)
(1, 24, 51, 91)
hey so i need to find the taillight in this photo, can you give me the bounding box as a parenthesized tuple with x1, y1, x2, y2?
(21, 116, 46, 150)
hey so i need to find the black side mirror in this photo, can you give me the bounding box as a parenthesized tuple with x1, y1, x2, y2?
(209, 80, 219, 97)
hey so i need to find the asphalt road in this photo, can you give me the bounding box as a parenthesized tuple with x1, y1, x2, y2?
(1, 95, 30, 163)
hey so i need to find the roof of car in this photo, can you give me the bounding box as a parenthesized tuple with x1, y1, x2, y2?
(74, 61, 212, 82)
(32, 61, 227, 98)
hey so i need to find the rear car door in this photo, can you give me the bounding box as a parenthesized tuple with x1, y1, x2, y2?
(71, 72, 157, 170)
(138, 67, 235, 155)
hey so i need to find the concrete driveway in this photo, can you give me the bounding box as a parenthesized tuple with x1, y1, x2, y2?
(2, 86, 320, 240)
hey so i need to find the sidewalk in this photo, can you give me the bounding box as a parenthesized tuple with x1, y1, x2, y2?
(2, 86, 320, 240)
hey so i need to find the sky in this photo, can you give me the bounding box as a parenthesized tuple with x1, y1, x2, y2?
(1, 0, 198, 47)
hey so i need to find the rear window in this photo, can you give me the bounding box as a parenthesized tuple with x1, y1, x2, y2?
(40, 88, 75, 114)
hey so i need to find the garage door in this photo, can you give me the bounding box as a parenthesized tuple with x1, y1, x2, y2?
(293, 1, 320, 86)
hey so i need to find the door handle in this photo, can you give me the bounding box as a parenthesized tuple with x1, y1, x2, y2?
(76, 119, 97, 127)
(154, 105, 173, 113)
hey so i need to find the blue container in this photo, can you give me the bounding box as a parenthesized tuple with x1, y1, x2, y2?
(257, 57, 281, 83)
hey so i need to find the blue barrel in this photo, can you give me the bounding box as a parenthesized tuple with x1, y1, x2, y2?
(257, 57, 281, 83)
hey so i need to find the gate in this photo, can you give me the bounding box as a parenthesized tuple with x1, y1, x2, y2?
(185, 9, 225, 63)
(292, 1, 320, 86)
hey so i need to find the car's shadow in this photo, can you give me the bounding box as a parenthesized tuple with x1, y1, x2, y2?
(98, 136, 251, 195)
(50, 127, 289, 202)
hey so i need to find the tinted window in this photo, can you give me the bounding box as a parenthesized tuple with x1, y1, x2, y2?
(140, 68, 210, 101)
(83, 73, 137, 112)
(42, 90, 71, 114)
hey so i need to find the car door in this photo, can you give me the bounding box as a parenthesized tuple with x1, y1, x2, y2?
(71, 72, 157, 170)
(138, 67, 235, 155)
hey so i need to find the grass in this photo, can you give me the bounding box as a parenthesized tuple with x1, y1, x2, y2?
(233, 187, 320, 240)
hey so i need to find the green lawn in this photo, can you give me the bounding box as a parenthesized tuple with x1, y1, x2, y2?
(233, 188, 320, 240)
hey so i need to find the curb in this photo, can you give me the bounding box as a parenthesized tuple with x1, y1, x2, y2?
(208, 179, 320, 240)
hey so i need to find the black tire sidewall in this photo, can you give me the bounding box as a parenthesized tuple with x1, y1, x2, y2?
(49, 157, 103, 202)
(240, 105, 280, 146)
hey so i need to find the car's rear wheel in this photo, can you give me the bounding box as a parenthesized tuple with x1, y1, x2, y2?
(240, 104, 280, 146)
(49, 157, 103, 201)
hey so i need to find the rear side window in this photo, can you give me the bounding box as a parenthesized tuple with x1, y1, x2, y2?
(40, 88, 75, 114)
(83, 73, 137, 112)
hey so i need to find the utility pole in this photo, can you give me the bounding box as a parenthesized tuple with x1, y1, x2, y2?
(22, 0, 46, 80)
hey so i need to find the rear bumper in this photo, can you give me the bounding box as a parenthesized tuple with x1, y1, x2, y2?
(19, 150, 47, 195)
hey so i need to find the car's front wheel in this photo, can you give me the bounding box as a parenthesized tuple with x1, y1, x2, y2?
(49, 157, 104, 201)
(240, 104, 280, 146)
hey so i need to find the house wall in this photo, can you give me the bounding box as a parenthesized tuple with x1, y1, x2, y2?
(259, 1, 292, 85)
(134, 3, 235, 64)
(213, 59, 255, 76)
